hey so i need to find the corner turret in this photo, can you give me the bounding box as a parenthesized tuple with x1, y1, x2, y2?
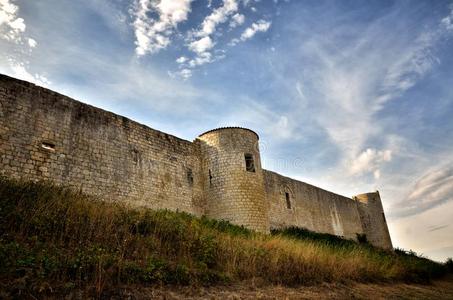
(196, 127, 269, 233)
(354, 191, 393, 249)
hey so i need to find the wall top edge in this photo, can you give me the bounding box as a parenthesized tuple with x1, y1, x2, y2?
(198, 127, 259, 140)
(0, 73, 194, 145)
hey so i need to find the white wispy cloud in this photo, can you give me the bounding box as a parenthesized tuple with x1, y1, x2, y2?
(241, 0, 251, 6)
(230, 19, 271, 45)
(176, 56, 188, 63)
(7, 59, 50, 86)
(188, 36, 214, 54)
(181, 0, 238, 70)
(350, 148, 392, 179)
(229, 13, 245, 28)
(27, 38, 36, 48)
(188, 52, 212, 67)
(218, 96, 299, 141)
(169, 67, 193, 80)
(294, 6, 453, 190)
(240, 19, 271, 40)
(0, 0, 47, 85)
(441, 5, 453, 31)
(193, 0, 238, 38)
(172, 0, 272, 75)
(178, 68, 192, 79)
(392, 164, 453, 217)
(0, 0, 26, 43)
(375, 31, 441, 109)
(132, 0, 193, 56)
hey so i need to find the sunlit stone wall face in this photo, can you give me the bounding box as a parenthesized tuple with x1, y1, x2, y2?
(0, 74, 205, 216)
(264, 170, 393, 249)
(264, 170, 364, 240)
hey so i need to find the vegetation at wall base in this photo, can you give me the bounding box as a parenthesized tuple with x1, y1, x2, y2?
(446, 258, 453, 273)
(0, 177, 450, 298)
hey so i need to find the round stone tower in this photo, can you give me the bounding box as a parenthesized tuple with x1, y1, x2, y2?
(196, 127, 269, 233)
(354, 191, 393, 249)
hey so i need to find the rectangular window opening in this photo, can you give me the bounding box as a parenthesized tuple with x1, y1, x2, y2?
(285, 192, 291, 209)
(41, 141, 55, 151)
(187, 168, 194, 186)
(209, 169, 212, 186)
(244, 153, 255, 172)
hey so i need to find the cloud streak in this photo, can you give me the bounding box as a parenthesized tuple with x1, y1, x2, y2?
(286, 4, 453, 191)
(392, 164, 453, 218)
(193, 0, 238, 38)
(428, 224, 448, 232)
(230, 19, 271, 45)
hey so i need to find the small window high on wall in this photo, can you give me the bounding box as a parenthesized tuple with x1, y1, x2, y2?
(285, 192, 291, 209)
(244, 153, 255, 172)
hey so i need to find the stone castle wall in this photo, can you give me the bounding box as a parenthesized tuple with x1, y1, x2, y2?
(0, 74, 205, 215)
(0, 74, 392, 249)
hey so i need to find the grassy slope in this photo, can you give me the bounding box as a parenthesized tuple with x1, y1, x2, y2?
(0, 178, 449, 298)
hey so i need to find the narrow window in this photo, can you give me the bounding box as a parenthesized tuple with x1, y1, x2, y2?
(209, 169, 212, 186)
(285, 192, 291, 209)
(187, 168, 193, 186)
(131, 149, 139, 164)
(41, 142, 55, 151)
(382, 212, 386, 223)
(244, 153, 255, 172)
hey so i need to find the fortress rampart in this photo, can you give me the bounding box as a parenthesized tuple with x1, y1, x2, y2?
(0, 74, 392, 249)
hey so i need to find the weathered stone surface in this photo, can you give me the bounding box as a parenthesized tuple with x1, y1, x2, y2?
(0, 74, 392, 249)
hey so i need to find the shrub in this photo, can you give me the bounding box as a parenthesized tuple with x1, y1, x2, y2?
(356, 233, 368, 244)
(445, 258, 453, 273)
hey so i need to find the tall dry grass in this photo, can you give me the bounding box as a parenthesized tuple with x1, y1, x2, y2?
(0, 177, 447, 297)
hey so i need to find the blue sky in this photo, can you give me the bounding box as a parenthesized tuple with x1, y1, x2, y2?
(1, 0, 453, 261)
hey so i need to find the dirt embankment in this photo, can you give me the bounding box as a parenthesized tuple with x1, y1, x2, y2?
(58, 276, 453, 300)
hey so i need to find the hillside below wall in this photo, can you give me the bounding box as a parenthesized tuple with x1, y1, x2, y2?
(264, 170, 364, 241)
(0, 75, 205, 215)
